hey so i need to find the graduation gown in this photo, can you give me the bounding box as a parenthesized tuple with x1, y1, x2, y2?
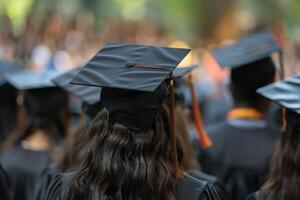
(45, 173, 224, 200)
(199, 119, 279, 200)
(190, 170, 227, 199)
(0, 163, 10, 200)
(0, 145, 50, 200)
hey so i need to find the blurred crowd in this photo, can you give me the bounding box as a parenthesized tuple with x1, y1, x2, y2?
(0, 6, 300, 200)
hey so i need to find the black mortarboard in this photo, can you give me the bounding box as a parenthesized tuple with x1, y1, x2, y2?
(70, 43, 190, 176)
(71, 43, 190, 130)
(52, 68, 100, 105)
(257, 73, 300, 115)
(0, 60, 22, 85)
(70, 43, 190, 92)
(212, 30, 282, 69)
(257, 74, 300, 131)
(173, 65, 197, 78)
(5, 70, 61, 90)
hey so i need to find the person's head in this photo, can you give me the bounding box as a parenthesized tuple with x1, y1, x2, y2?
(230, 57, 276, 112)
(66, 84, 183, 200)
(2, 87, 69, 150)
(0, 83, 18, 142)
(260, 110, 300, 200)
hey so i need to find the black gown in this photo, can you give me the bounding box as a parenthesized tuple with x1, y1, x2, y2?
(0, 163, 10, 200)
(45, 173, 224, 200)
(246, 191, 272, 200)
(0, 144, 50, 200)
(199, 119, 279, 200)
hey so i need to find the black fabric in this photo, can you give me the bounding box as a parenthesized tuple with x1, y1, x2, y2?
(45, 173, 224, 200)
(0, 163, 10, 200)
(199, 121, 279, 200)
(24, 87, 68, 127)
(70, 43, 190, 92)
(246, 191, 260, 200)
(190, 170, 228, 200)
(52, 68, 101, 105)
(101, 83, 167, 131)
(286, 109, 300, 133)
(0, 145, 50, 200)
(33, 166, 58, 200)
(246, 191, 272, 200)
(230, 57, 276, 99)
(212, 30, 281, 69)
(257, 73, 300, 114)
(81, 101, 104, 120)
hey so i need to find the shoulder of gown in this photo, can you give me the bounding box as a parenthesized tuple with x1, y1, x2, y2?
(177, 174, 225, 200)
(46, 173, 225, 200)
(245, 191, 259, 200)
(45, 173, 63, 200)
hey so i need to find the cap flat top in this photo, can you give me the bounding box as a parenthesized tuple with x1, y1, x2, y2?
(71, 43, 191, 92)
(0, 60, 23, 85)
(173, 65, 197, 78)
(212, 30, 282, 69)
(5, 70, 61, 90)
(52, 68, 101, 105)
(257, 73, 300, 114)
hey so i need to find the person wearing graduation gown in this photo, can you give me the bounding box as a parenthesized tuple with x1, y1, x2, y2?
(0, 70, 69, 200)
(45, 43, 224, 200)
(33, 68, 103, 200)
(199, 31, 281, 200)
(246, 73, 300, 200)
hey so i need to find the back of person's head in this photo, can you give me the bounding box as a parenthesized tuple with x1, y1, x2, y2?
(24, 87, 69, 137)
(2, 87, 69, 150)
(230, 57, 276, 111)
(66, 102, 183, 200)
(260, 110, 300, 200)
(0, 84, 18, 142)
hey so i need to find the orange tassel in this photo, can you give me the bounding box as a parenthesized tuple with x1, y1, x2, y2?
(188, 74, 212, 149)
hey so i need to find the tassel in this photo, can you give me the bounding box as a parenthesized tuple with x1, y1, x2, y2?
(168, 75, 182, 178)
(188, 74, 212, 148)
(279, 51, 287, 130)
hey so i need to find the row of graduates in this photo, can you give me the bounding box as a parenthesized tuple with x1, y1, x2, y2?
(0, 30, 299, 200)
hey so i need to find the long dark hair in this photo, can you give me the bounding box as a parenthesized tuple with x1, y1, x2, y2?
(260, 111, 300, 200)
(1, 87, 69, 151)
(66, 104, 182, 200)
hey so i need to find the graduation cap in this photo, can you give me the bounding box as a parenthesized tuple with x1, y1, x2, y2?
(71, 43, 190, 91)
(0, 60, 23, 86)
(54, 65, 194, 106)
(71, 42, 191, 176)
(5, 70, 61, 90)
(212, 30, 284, 78)
(257, 73, 300, 114)
(173, 65, 197, 78)
(52, 68, 101, 105)
(257, 73, 300, 130)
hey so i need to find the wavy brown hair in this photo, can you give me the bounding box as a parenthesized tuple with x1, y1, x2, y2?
(260, 115, 300, 200)
(66, 104, 183, 200)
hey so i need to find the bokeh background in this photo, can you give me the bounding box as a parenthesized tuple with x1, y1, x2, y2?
(1, 0, 300, 125)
